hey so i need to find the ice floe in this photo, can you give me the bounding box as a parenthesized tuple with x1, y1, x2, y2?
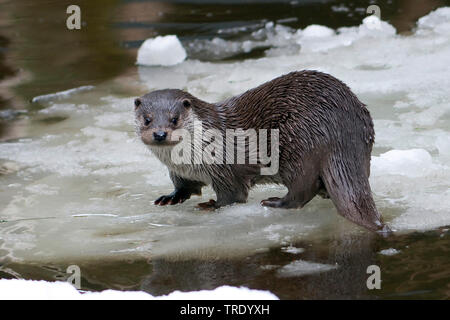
(32, 86, 95, 103)
(277, 260, 338, 277)
(379, 248, 401, 256)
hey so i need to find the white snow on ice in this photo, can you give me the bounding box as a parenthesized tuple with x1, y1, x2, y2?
(371, 149, 436, 178)
(137, 35, 187, 66)
(0, 279, 278, 300)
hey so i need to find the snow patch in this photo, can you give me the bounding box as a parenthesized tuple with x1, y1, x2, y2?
(137, 35, 187, 66)
(371, 149, 435, 178)
(417, 7, 450, 35)
(0, 279, 278, 300)
(301, 25, 335, 38)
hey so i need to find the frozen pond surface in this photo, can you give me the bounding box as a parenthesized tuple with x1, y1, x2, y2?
(0, 5, 449, 298)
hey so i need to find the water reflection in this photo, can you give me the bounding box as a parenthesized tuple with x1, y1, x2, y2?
(0, 32, 29, 142)
(141, 232, 378, 299)
(2, 229, 447, 298)
(1, 0, 133, 100)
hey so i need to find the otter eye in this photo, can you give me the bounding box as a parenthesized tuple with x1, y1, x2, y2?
(171, 117, 178, 125)
(144, 117, 152, 126)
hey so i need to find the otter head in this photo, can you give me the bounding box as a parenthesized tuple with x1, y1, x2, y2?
(134, 89, 194, 147)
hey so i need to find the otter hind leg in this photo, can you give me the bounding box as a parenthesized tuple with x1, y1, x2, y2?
(261, 172, 321, 209)
(320, 156, 390, 233)
(197, 176, 250, 210)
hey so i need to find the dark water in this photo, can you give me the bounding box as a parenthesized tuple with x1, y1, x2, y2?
(1, 228, 449, 299)
(0, 0, 449, 299)
(1, 0, 448, 102)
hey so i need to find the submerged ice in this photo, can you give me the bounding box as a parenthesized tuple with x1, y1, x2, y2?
(0, 8, 449, 264)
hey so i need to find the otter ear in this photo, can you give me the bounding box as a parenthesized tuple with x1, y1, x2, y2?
(182, 99, 191, 108)
(134, 98, 142, 110)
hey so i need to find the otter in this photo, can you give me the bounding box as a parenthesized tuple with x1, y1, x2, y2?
(134, 70, 390, 233)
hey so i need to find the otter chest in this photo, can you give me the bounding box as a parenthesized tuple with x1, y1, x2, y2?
(149, 146, 212, 184)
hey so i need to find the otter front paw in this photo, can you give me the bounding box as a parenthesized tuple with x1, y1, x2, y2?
(196, 199, 217, 210)
(155, 190, 190, 206)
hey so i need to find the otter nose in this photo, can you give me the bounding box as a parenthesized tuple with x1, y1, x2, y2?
(153, 131, 167, 142)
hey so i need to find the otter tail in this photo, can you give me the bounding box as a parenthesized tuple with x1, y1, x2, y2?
(320, 155, 390, 233)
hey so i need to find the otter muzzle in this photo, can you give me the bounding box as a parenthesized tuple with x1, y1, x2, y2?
(153, 131, 167, 142)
